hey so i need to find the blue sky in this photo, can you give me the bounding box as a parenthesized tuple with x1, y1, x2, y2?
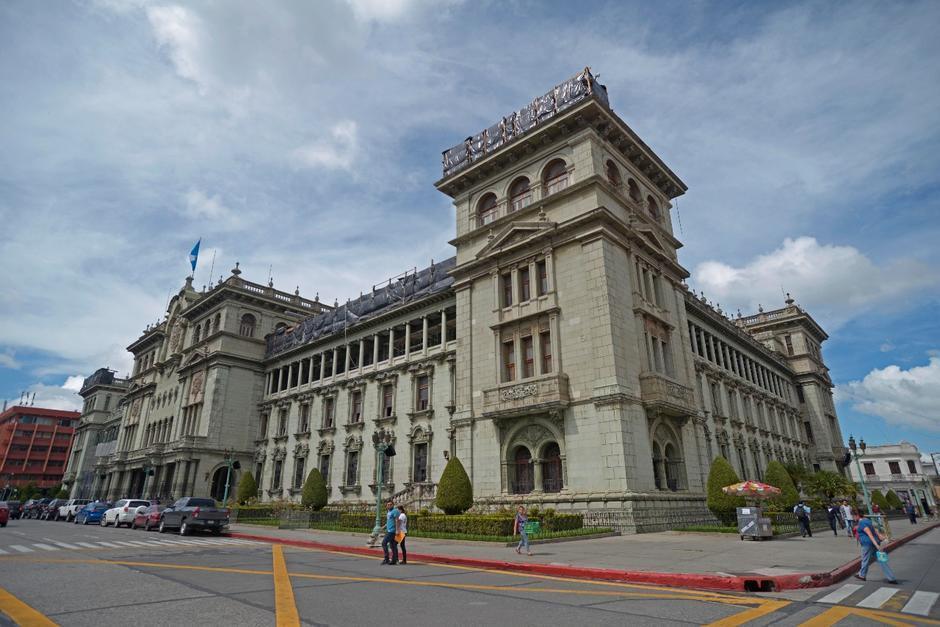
(1, 0, 938, 457)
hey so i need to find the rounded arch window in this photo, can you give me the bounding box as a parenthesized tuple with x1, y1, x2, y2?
(239, 313, 257, 338)
(542, 158, 569, 195)
(508, 177, 532, 213)
(651, 442, 663, 490)
(213, 313, 221, 334)
(663, 442, 680, 491)
(646, 194, 661, 221)
(477, 192, 498, 226)
(627, 179, 641, 203)
(541, 442, 563, 493)
(511, 445, 533, 494)
(605, 159, 622, 187)
(193, 324, 202, 344)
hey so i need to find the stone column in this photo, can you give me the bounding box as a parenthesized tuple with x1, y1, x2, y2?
(330, 348, 338, 378)
(441, 309, 448, 344)
(344, 345, 351, 373)
(388, 327, 395, 362)
(358, 340, 365, 371)
(421, 316, 429, 354)
(404, 322, 411, 358)
(319, 352, 326, 380)
(532, 458, 543, 493)
(373, 335, 380, 365)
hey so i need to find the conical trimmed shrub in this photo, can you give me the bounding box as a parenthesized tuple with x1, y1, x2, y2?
(301, 469, 328, 510)
(764, 460, 799, 511)
(236, 471, 258, 505)
(435, 456, 473, 515)
(706, 456, 744, 525)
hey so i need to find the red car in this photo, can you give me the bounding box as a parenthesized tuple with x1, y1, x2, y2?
(131, 504, 166, 531)
(0, 502, 9, 527)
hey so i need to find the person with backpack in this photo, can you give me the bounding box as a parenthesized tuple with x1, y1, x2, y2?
(793, 500, 812, 537)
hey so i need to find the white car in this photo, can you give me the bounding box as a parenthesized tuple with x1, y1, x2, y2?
(102, 499, 152, 527)
(58, 499, 91, 522)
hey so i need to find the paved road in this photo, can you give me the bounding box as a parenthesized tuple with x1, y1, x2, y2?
(1, 519, 938, 626)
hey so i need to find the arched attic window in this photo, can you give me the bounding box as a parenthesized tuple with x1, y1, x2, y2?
(477, 192, 498, 226)
(239, 313, 256, 338)
(508, 177, 532, 213)
(542, 159, 569, 196)
(628, 179, 641, 203)
(605, 160, 622, 188)
(646, 195, 661, 221)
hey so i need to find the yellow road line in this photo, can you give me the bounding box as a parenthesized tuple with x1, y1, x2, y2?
(704, 599, 790, 626)
(800, 605, 922, 627)
(0, 586, 57, 627)
(272, 545, 300, 627)
(281, 544, 757, 605)
(800, 605, 855, 626)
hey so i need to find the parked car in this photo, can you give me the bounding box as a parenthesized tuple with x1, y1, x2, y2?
(131, 504, 167, 531)
(75, 503, 109, 525)
(103, 499, 152, 527)
(25, 498, 51, 519)
(58, 499, 91, 522)
(159, 497, 229, 535)
(39, 499, 67, 520)
(0, 502, 9, 527)
(5, 501, 23, 519)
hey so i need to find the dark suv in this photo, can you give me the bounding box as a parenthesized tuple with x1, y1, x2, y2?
(5, 501, 23, 519)
(25, 498, 51, 519)
(40, 499, 66, 520)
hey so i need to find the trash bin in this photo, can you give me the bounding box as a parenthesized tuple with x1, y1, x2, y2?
(737, 506, 773, 541)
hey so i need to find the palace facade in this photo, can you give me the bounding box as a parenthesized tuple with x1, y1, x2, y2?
(67, 69, 847, 531)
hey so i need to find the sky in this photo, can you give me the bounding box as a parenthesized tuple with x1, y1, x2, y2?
(1, 0, 938, 458)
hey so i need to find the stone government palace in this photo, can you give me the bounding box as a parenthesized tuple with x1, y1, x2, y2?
(64, 69, 847, 532)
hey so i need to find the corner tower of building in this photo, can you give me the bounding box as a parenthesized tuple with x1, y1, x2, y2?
(437, 68, 709, 531)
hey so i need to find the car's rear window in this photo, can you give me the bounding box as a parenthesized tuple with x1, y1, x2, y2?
(128, 501, 150, 507)
(187, 499, 216, 507)
(94, 505, 109, 511)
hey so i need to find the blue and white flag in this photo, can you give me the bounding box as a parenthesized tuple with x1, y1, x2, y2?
(189, 239, 201, 272)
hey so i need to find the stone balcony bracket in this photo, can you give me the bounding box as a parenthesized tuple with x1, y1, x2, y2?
(482, 373, 570, 419)
(638, 372, 696, 417)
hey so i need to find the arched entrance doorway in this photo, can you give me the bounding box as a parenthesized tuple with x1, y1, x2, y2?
(541, 442, 562, 493)
(210, 466, 231, 502)
(511, 446, 533, 494)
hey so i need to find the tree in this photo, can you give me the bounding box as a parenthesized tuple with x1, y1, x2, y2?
(706, 456, 744, 525)
(764, 461, 799, 511)
(870, 489, 889, 512)
(885, 490, 904, 511)
(301, 469, 328, 510)
(783, 462, 811, 492)
(435, 456, 473, 515)
(236, 471, 258, 505)
(805, 470, 856, 501)
(55, 488, 69, 499)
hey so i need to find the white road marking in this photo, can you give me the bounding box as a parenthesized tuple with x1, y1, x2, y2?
(10, 545, 33, 553)
(902, 591, 939, 616)
(857, 586, 900, 608)
(96, 541, 120, 548)
(32, 544, 59, 551)
(122, 541, 154, 547)
(76, 542, 98, 548)
(0, 548, 8, 555)
(818, 584, 863, 604)
(51, 542, 80, 549)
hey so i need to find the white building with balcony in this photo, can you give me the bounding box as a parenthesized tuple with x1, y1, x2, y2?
(847, 441, 936, 515)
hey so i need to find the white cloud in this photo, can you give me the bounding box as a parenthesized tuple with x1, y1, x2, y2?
(692, 237, 937, 329)
(146, 5, 206, 89)
(837, 354, 940, 432)
(0, 349, 20, 370)
(62, 375, 86, 392)
(291, 121, 358, 170)
(9, 378, 85, 412)
(880, 342, 895, 353)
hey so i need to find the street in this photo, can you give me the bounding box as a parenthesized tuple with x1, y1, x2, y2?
(1, 519, 938, 626)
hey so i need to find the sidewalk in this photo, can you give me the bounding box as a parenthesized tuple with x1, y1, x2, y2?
(229, 519, 940, 592)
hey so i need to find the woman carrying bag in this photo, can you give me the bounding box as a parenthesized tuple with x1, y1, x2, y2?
(396, 504, 408, 565)
(854, 512, 898, 584)
(513, 505, 532, 556)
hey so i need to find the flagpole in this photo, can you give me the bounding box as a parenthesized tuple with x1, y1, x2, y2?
(207, 249, 216, 287)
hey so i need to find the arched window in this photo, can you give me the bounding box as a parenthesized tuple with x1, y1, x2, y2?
(628, 179, 641, 203)
(605, 160, 622, 187)
(477, 193, 498, 226)
(510, 446, 533, 494)
(646, 195, 661, 221)
(213, 313, 220, 334)
(541, 442, 562, 493)
(664, 443, 680, 491)
(651, 442, 663, 490)
(542, 159, 569, 195)
(239, 314, 256, 337)
(508, 177, 532, 213)
(193, 324, 202, 344)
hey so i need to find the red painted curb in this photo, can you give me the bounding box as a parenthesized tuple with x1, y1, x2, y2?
(230, 521, 940, 593)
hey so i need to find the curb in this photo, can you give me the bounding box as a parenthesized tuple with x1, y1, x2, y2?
(229, 521, 940, 593)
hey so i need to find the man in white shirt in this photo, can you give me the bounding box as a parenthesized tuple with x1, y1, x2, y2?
(840, 499, 855, 537)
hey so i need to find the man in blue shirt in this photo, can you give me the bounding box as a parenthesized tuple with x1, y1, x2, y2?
(793, 501, 812, 538)
(381, 500, 401, 565)
(855, 512, 898, 584)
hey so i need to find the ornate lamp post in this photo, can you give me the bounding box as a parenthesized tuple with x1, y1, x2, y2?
(221, 449, 240, 505)
(848, 435, 873, 516)
(369, 428, 396, 546)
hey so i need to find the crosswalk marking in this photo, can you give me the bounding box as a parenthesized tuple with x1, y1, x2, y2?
(818, 584, 862, 604)
(112, 541, 138, 547)
(32, 543, 58, 551)
(76, 542, 98, 548)
(96, 541, 120, 548)
(0, 536, 256, 556)
(857, 587, 900, 608)
(902, 591, 939, 616)
(123, 541, 153, 547)
(10, 545, 33, 553)
(53, 542, 79, 549)
(0, 548, 8, 555)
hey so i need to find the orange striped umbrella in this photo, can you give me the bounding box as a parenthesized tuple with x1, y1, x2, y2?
(721, 481, 782, 498)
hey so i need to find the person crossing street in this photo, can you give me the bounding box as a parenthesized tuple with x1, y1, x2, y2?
(380, 500, 401, 566)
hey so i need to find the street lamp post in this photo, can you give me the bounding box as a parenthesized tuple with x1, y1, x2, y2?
(848, 435, 873, 516)
(369, 428, 396, 546)
(221, 449, 240, 505)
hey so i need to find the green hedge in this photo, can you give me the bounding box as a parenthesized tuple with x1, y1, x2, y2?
(324, 511, 584, 535)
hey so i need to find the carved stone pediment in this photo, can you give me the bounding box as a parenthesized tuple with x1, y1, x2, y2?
(475, 221, 556, 260)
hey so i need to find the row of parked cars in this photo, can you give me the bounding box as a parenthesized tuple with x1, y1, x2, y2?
(0, 497, 230, 535)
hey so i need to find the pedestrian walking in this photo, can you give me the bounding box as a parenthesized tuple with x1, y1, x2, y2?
(840, 500, 855, 537)
(380, 500, 400, 565)
(513, 505, 532, 556)
(397, 504, 408, 565)
(826, 503, 839, 536)
(905, 501, 917, 525)
(854, 512, 898, 584)
(793, 500, 812, 538)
